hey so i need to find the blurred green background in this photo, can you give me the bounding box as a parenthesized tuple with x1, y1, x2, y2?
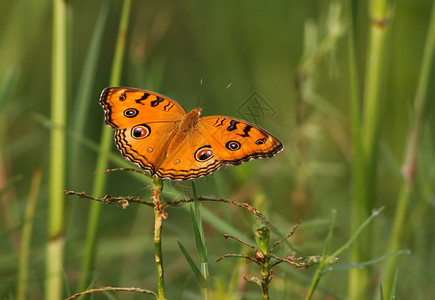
(1, 0, 435, 299)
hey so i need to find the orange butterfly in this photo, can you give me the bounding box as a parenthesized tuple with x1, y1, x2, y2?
(99, 87, 283, 180)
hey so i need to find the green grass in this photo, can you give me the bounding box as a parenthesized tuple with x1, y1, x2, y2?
(1, 0, 435, 299)
(78, 0, 132, 292)
(46, 0, 68, 299)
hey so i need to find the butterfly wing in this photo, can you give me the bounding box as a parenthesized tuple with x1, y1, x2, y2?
(99, 87, 186, 129)
(155, 127, 223, 180)
(100, 87, 283, 180)
(100, 87, 187, 175)
(114, 122, 179, 176)
(154, 115, 283, 180)
(199, 116, 283, 164)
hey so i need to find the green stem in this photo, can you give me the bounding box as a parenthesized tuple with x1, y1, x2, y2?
(200, 262, 209, 300)
(305, 260, 328, 300)
(361, 1, 390, 185)
(261, 258, 270, 300)
(78, 0, 132, 291)
(17, 169, 42, 300)
(46, 0, 68, 298)
(69, 0, 114, 185)
(383, 2, 435, 298)
(349, 1, 392, 299)
(152, 177, 166, 300)
(305, 211, 336, 300)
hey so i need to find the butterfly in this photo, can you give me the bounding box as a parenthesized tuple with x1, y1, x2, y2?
(99, 87, 283, 180)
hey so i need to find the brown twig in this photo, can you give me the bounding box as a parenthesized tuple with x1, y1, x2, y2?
(222, 233, 258, 250)
(244, 275, 263, 286)
(165, 195, 267, 221)
(65, 286, 157, 300)
(268, 253, 310, 268)
(63, 190, 153, 207)
(216, 253, 260, 265)
(269, 219, 302, 252)
(65, 190, 266, 221)
(104, 167, 151, 178)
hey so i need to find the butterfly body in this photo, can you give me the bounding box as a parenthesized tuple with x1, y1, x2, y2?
(100, 87, 283, 180)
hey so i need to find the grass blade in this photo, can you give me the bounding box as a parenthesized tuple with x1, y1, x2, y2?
(78, 0, 132, 292)
(190, 182, 208, 266)
(306, 207, 385, 300)
(177, 241, 208, 289)
(16, 169, 42, 300)
(69, 0, 115, 185)
(190, 182, 209, 299)
(349, 1, 393, 298)
(382, 1, 435, 297)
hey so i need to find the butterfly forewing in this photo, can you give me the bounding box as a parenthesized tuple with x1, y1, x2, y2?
(199, 116, 283, 165)
(99, 87, 186, 129)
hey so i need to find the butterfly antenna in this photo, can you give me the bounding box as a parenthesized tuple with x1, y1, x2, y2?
(196, 78, 204, 107)
(199, 82, 233, 109)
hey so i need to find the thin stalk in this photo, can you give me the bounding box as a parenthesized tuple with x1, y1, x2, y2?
(200, 262, 209, 300)
(46, 0, 68, 298)
(383, 2, 435, 298)
(152, 177, 166, 300)
(17, 169, 42, 300)
(347, 0, 365, 229)
(305, 211, 336, 300)
(306, 208, 383, 300)
(347, 0, 368, 295)
(69, 0, 114, 185)
(349, 1, 392, 299)
(260, 259, 270, 300)
(190, 182, 209, 299)
(78, 0, 132, 291)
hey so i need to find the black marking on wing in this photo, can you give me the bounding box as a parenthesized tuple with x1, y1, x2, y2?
(237, 125, 252, 137)
(227, 120, 240, 131)
(135, 93, 150, 105)
(119, 92, 127, 101)
(220, 140, 284, 166)
(100, 88, 117, 128)
(255, 137, 267, 145)
(151, 96, 165, 107)
(156, 160, 222, 181)
(164, 102, 174, 111)
(213, 118, 226, 127)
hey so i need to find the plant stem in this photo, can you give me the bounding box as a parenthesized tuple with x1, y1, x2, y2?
(349, 1, 392, 298)
(69, 0, 114, 185)
(46, 0, 68, 298)
(383, 2, 435, 298)
(304, 211, 336, 300)
(152, 177, 166, 300)
(200, 262, 209, 300)
(17, 169, 42, 300)
(190, 182, 209, 299)
(78, 0, 132, 291)
(260, 258, 270, 300)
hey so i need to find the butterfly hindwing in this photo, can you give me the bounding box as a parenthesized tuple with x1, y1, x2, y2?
(155, 128, 223, 180)
(114, 120, 179, 176)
